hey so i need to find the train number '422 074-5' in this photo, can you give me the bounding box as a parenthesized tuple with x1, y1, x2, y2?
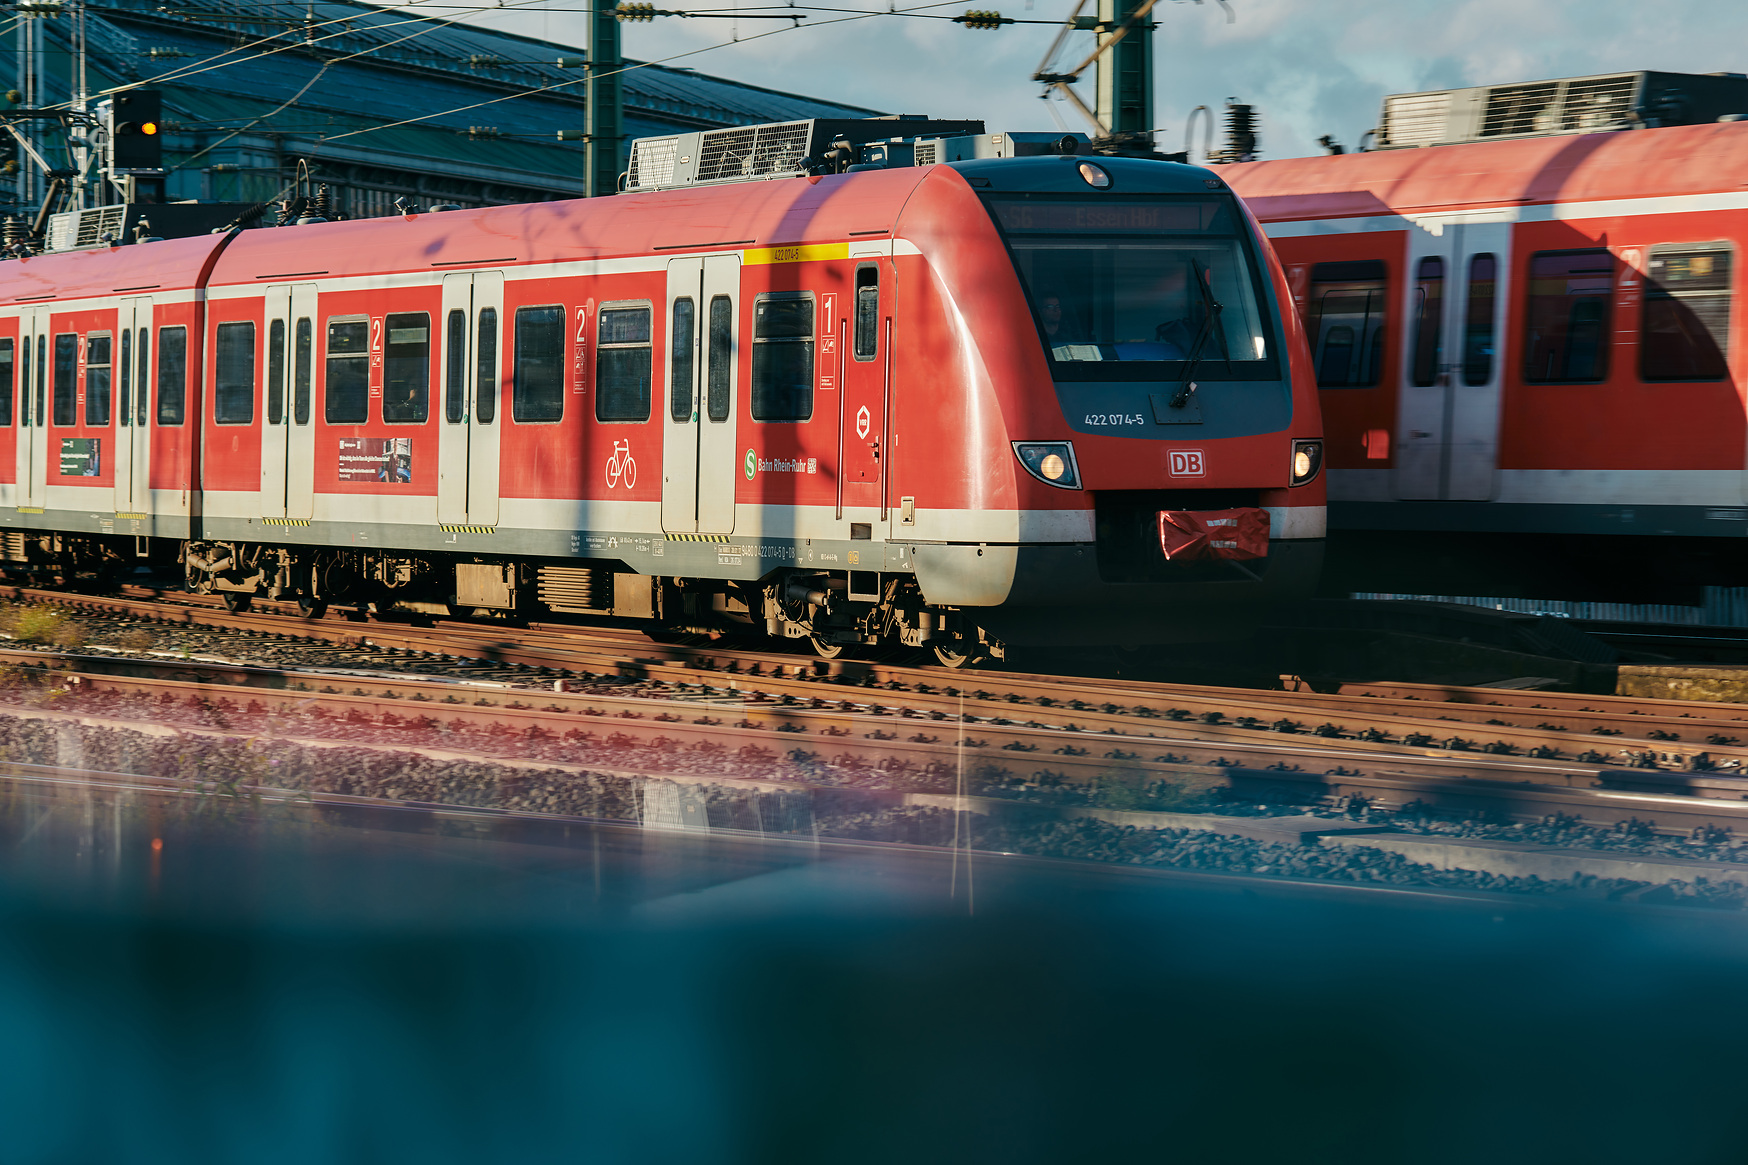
(1084, 413, 1146, 427)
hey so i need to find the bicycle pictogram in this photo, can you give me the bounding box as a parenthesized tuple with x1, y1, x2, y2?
(606, 439, 637, 489)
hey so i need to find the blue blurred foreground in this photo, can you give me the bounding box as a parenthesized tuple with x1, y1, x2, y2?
(1, 772, 1748, 1163)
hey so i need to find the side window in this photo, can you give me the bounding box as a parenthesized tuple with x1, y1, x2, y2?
(214, 321, 256, 424)
(512, 305, 565, 423)
(596, 303, 652, 423)
(1307, 261, 1387, 387)
(52, 333, 76, 425)
(293, 318, 312, 425)
(85, 333, 112, 426)
(136, 326, 148, 427)
(1462, 254, 1497, 386)
(18, 333, 29, 426)
(157, 326, 186, 425)
(476, 308, 498, 424)
(1642, 243, 1732, 381)
(854, 266, 879, 360)
(1409, 257, 1443, 387)
(750, 293, 815, 421)
(267, 318, 286, 424)
(669, 297, 695, 423)
(0, 337, 14, 427)
(383, 312, 431, 423)
(706, 295, 732, 422)
(1524, 249, 1612, 383)
(445, 309, 466, 423)
(325, 318, 369, 424)
(118, 330, 132, 427)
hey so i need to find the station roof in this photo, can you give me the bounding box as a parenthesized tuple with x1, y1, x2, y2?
(8, 0, 881, 197)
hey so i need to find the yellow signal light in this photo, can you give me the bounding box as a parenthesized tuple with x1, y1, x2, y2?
(141, 121, 159, 136)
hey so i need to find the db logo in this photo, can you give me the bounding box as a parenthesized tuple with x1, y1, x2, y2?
(1168, 449, 1206, 478)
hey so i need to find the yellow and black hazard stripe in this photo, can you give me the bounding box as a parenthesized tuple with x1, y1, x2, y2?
(663, 532, 730, 543)
(262, 517, 311, 526)
(115, 512, 149, 521)
(440, 524, 496, 534)
(16, 507, 43, 515)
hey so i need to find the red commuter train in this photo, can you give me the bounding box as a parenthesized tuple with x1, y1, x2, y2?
(1225, 95, 1748, 602)
(0, 120, 1324, 664)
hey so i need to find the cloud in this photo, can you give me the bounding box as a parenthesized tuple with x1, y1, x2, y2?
(462, 0, 1748, 158)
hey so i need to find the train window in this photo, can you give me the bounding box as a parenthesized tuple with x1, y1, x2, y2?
(1462, 254, 1497, 386)
(854, 266, 879, 361)
(157, 326, 186, 425)
(293, 318, 312, 425)
(670, 298, 695, 423)
(477, 309, 498, 424)
(0, 338, 13, 427)
(1410, 257, 1444, 387)
(214, 322, 256, 424)
(1307, 261, 1387, 387)
(596, 303, 652, 423)
(513, 305, 565, 423)
(750, 293, 814, 422)
(383, 313, 431, 424)
(325, 318, 369, 424)
(136, 326, 149, 427)
(1524, 249, 1612, 382)
(85, 333, 112, 427)
(52, 334, 76, 425)
(1642, 243, 1732, 381)
(34, 335, 45, 427)
(119, 330, 132, 427)
(445, 310, 466, 424)
(706, 295, 732, 423)
(267, 318, 286, 425)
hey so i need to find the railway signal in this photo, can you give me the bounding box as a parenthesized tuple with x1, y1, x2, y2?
(107, 89, 162, 172)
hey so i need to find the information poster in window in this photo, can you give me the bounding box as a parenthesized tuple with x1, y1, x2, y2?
(59, 437, 100, 477)
(338, 436, 413, 484)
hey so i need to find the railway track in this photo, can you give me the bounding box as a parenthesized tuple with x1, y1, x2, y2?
(8, 584, 1748, 845)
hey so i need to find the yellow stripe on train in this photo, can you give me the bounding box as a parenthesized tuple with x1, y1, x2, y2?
(744, 243, 848, 266)
(663, 532, 730, 543)
(440, 524, 496, 534)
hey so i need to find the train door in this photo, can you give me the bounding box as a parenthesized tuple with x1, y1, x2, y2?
(113, 297, 154, 514)
(840, 259, 887, 518)
(436, 271, 505, 526)
(1395, 218, 1511, 501)
(258, 284, 317, 519)
(15, 306, 47, 510)
(661, 254, 739, 535)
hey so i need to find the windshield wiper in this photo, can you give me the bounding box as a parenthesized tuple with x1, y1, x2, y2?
(1169, 261, 1225, 409)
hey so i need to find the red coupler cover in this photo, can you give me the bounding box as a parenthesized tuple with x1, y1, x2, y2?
(1157, 507, 1270, 561)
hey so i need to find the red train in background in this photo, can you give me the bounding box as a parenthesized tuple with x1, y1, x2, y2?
(1225, 70, 1748, 603)
(0, 118, 1324, 665)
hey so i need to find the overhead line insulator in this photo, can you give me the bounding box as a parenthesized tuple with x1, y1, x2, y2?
(615, 3, 656, 21)
(954, 9, 1013, 29)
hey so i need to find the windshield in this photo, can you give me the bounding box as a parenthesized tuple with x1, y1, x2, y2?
(987, 195, 1276, 379)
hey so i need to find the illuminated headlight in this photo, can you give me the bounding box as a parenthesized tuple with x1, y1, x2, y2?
(1291, 439, 1323, 486)
(1013, 441, 1082, 489)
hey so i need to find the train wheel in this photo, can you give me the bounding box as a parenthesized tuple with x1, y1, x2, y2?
(811, 636, 856, 660)
(931, 641, 982, 669)
(297, 594, 328, 619)
(222, 591, 252, 613)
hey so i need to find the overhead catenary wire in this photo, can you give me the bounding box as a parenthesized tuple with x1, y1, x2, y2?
(318, 0, 971, 144)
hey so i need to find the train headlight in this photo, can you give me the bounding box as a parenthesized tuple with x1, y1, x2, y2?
(1291, 439, 1323, 486)
(1014, 441, 1082, 489)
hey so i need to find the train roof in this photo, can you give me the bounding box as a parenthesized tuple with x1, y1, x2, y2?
(204, 166, 942, 284)
(1224, 120, 1748, 222)
(0, 234, 229, 304)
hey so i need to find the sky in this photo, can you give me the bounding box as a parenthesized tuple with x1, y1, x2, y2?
(456, 0, 1748, 159)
